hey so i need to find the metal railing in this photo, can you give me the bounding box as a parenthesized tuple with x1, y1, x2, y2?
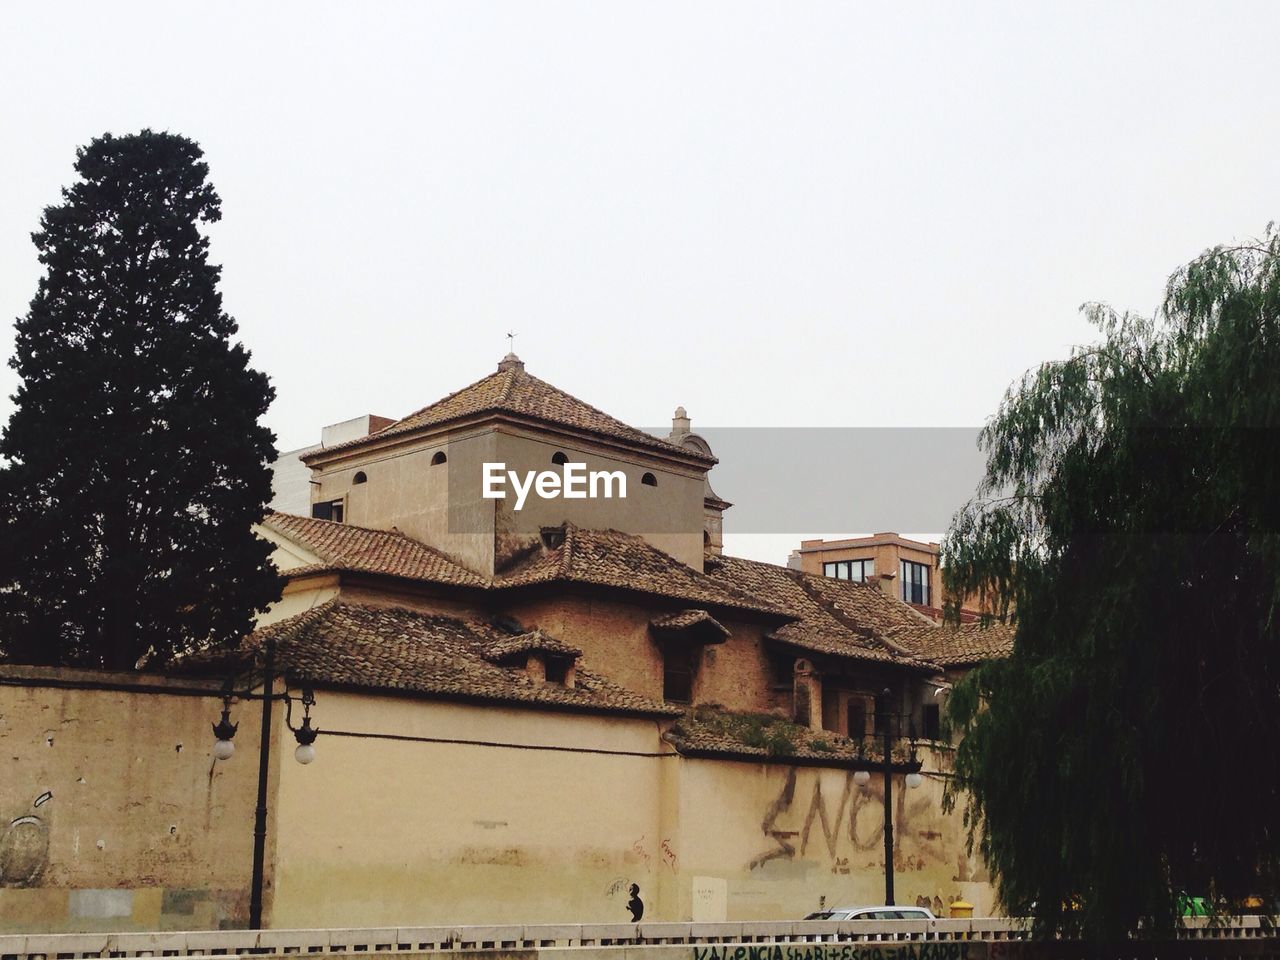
(0, 917, 1273, 960)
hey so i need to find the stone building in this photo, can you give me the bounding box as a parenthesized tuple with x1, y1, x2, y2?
(0, 353, 1012, 932)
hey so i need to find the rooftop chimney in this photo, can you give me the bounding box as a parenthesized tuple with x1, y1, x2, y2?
(669, 405, 691, 441)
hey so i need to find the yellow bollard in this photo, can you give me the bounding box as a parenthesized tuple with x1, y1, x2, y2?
(949, 900, 974, 919)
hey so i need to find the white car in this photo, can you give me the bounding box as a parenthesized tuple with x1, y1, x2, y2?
(803, 906, 937, 921)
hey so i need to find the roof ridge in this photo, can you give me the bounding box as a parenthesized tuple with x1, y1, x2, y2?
(560, 521, 578, 575)
(499, 367, 520, 404)
(791, 571, 880, 641)
(386, 368, 508, 432)
(515, 369, 688, 452)
(304, 362, 714, 463)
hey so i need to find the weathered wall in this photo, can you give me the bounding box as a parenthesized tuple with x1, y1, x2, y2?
(671, 753, 994, 921)
(309, 427, 498, 576)
(0, 669, 276, 932)
(270, 694, 993, 928)
(508, 596, 778, 712)
(0, 676, 993, 933)
(268, 694, 677, 928)
(304, 423, 708, 576)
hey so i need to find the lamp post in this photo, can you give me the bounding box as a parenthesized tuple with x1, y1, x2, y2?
(852, 687, 923, 906)
(210, 634, 319, 929)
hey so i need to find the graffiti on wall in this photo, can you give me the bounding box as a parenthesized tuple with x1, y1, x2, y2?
(693, 944, 971, 960)
(629, 835, 679, 875)
(747, 769, 986, 884)
(0, 791, 52, 887)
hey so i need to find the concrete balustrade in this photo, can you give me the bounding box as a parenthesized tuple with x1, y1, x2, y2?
(0, 917, 1273, 960)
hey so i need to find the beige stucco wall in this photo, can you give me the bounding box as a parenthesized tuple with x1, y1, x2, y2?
(309, 428, 498, 576)
(0, 669, 276, 932)
(489, 429, 706, 569)
(672, 753, 993, 921)
(269, 694, 677, 928)
(270, 693, 994, 928)
(304, 424, 707, 577)
(0, 676, 994, 933)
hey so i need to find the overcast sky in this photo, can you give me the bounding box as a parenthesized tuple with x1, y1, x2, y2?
(2, 2, 1277, 563)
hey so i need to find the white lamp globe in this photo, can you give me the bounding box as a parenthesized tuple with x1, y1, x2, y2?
(213, 739, 235, 761)
(294, 742, 317, 765)
(853, 769, 872, 785)
(905, 772, 924, 789)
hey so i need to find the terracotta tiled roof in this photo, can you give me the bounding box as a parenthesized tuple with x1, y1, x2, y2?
(481, 630, 582, 663)
(307, 359, 713, 464)
(885, 621, 1016, 667)
(665, 708, 919, 768)
(226, 600, 679, 717)
(496, 524, 784, 616)
(262, 513, 487, 587)
(704, 555, 934, 668)
(650, 609, 730, 635)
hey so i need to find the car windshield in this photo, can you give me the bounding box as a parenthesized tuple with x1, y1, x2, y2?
(803, 912, 834, 920)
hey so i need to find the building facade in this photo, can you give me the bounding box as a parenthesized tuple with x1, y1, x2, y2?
(0, 354, 1013, 932)
(790, 535, 997, 623)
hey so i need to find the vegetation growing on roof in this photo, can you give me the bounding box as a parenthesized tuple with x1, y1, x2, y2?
(670, 705, 913, 762)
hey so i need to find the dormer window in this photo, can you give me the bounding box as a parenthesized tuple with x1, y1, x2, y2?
(431, 451, 447, 466)
(544, 657, 573, 687)
(482, 630, 581, 689)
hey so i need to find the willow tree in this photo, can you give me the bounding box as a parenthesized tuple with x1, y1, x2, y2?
(0, 131, 281, 670)
(942, 226, 1280, 940)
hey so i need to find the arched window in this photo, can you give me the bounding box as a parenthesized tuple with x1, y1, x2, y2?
(352, 471, 368, 485)
(551, 451, 568, 466)
(431, 451, 447, 466)
(641, 472, 657, 487)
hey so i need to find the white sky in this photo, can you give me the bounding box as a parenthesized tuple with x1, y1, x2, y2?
(2, 2, 1277, 563)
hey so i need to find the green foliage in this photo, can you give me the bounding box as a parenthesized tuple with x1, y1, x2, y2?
(810, 737, 834, 753)
(763, 727, 796, 757)
(941, 226, 1280, 939)
(0, 131, 283, 670)
(686, 706, 808, 756)
(739, 717, 770, 749)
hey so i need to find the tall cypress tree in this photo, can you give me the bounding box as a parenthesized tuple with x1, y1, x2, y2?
(0, 131, 282, 670)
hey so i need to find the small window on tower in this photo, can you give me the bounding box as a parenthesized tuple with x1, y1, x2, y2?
(551, 451, 568, 466)
(352, 471, 368, 485)
(311, 499, 344, 523)
(431, 451, 447, 466)
(641, 472, 657, 487)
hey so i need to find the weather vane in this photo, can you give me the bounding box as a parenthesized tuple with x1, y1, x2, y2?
(506, 330, 517, 352)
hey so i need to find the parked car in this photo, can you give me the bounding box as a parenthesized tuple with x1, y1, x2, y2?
(803, 906, 937, 921)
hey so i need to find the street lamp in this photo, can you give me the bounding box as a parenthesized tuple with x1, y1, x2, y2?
(209, 634, 320, 929)
(853, 687, 923, 906)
